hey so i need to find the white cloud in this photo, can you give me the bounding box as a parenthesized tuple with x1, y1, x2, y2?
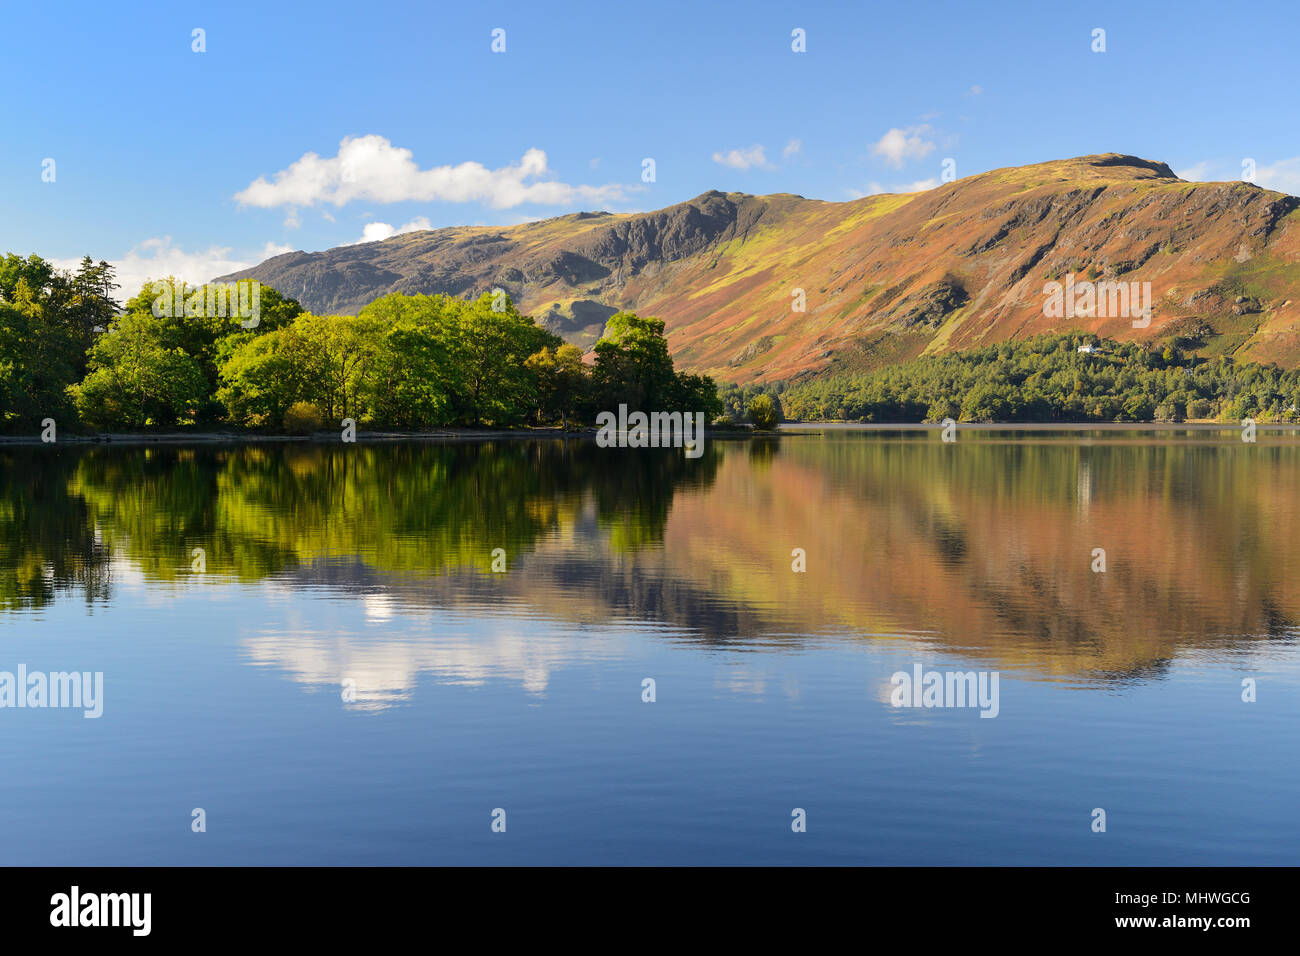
(348, 217, 433, 245)
(1171, 158, 1300, 194)
(1176, 161, 1213, 182)
(846, 178, 938, 199)
(870, 125, 936, 168)
(965, 85, 983, 96)
(847, 182, 887, 199)
(357, 224, 394, 244)
(711, 145, 773, 171)
(51, 238, 295, 302)
(1255, 157, 1300, 195)
(782, 138, 802, 159)
(260, 241, 295, 260)
(82, 239, 249, 300)
(234, 136, 629, 210)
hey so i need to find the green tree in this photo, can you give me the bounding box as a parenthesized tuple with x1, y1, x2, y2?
(68, 312, 208, 428)
(747, 393, 779, 430)
(669, 371, 724, 420)
(217, 321, 325, 426)
(359, 293, 460, 427)
(592, 311, 676, 410)
(0, 287, 79, 430)
(447, 293, 559, 425)
(525, 343, 589, 427)
(62, 257, 120, 364)
(119, 278, 305, 423)
(0, 254, 55, 301)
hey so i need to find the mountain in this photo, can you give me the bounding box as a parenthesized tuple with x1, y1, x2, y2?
(219, 154, 1300, 382)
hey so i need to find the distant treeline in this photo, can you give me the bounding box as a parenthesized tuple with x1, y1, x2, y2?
(0, 254, 720, 433)
(8, 253, 1300, 432)
(770, 334, 1300, 423)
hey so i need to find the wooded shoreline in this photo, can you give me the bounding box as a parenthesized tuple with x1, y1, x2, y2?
(5, 420, 1299, 446)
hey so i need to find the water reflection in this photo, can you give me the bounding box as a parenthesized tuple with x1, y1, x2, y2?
(3, 433, 1299, 702)
(240, 600, 632, 708)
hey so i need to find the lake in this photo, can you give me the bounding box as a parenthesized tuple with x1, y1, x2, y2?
(1, 430, 1296, 865)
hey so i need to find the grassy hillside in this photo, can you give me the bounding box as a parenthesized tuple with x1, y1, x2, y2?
(223, 154, 1300, 383)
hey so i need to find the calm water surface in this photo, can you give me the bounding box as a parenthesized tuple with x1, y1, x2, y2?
(1, 432, 1297, 865)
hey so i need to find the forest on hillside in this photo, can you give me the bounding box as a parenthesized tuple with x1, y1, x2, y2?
(768, 334, 1300, 423)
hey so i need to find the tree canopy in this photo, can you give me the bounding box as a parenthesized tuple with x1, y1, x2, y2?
(772, 334, 1300, 424)
(0, 261, 722, 433)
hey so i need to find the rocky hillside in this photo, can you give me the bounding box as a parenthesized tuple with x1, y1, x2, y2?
(219, 154, 1300, 382)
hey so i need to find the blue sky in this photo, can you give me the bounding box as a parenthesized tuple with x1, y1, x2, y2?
(3, 0, 1298, 297)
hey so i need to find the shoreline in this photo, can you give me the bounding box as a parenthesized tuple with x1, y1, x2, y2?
(778, 420, 1293, 431)
(0, 426, 762, 447)
(1, 420, 1296, 446)
(1, 421, 1295, 447)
